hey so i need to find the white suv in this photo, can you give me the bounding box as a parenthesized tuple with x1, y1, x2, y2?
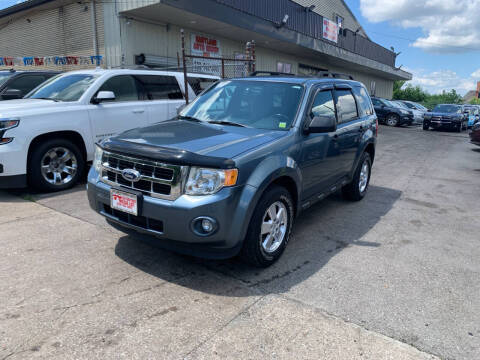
(0, 68, 218, 191)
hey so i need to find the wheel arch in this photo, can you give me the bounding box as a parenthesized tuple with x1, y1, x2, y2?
(364, 142, 375, 164)
(27, 131, 87, 168)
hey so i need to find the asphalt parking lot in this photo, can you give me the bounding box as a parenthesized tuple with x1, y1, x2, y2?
(1, 126, 479, 360)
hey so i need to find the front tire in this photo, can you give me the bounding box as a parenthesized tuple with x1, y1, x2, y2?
(29, 138, 85, 192)
(386, 114, 399, 127)
(240, 186, 294, 267)
(342, 152, 372, 201)
(423, 123, 429, 130)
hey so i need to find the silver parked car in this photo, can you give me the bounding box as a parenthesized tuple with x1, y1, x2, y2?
(400, 101, 427, 125)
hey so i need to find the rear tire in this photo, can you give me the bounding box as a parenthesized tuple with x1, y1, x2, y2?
(423, 123, 429, 130)
(240, 186, 294, 267)
(29, 138, 85, 192)
(342, 152, 372, 201)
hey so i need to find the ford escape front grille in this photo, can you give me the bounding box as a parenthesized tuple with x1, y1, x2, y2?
(100, 151, 187, 200)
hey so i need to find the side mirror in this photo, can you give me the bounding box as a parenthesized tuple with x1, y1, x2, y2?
(93, 91, 115, 104)
(1, 88, 23, 100)
(305, 115, 337, 134)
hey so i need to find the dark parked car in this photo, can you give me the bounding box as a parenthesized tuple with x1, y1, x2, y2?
(87, 74, 378, 266)
(0, 70, 59, 100)
(470, 122, 480, 146)
(423, 104, 467, 132)
(371, 97, 413, 126)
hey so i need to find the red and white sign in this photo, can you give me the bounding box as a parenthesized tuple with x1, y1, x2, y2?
(191, 34, 222, 75)
(322, 18, 338, 43)
(110, 189, 138, 216)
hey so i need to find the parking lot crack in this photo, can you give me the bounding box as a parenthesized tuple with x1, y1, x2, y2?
(182, 295, 266, 359)
(276, 294, 441, 360)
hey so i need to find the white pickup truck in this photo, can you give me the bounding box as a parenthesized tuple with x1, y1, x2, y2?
(0, 68, 218, 191)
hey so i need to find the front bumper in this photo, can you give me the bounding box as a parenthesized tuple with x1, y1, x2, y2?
(424, 119, 461, 130)
(87, 171, 256, 259)
(0, 140, 28, 188)
(399, 114, 414, 125)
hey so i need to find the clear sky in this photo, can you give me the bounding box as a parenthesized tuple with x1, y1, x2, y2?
(344, 0, 480, 95)
(1, 0, 479, 95)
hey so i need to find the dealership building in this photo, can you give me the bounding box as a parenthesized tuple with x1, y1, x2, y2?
(0, 0, 411, 98)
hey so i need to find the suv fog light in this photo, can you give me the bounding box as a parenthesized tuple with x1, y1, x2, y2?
(202, 219, 213, 232)
(191, 216, 218, 236)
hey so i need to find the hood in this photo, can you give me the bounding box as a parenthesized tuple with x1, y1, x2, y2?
(105, 119, 289, 161)
(0, 99, 66, 117)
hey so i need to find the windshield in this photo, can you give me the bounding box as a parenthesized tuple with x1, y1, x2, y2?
(381, 99, 396, 107)
(26, 74, 98, 101)
(403, 102, 416, 109)
(180, 80, 304, 130)
(433, 104, 462, 113)
(393, 101, 409, 109)
(0, 72, 13, 86)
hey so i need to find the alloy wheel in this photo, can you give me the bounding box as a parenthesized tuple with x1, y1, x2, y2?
(387, 115, 398, 126)
(40, 147, 78, 186)
(260, 201, 288, 253)
(359, 160, 370, 193)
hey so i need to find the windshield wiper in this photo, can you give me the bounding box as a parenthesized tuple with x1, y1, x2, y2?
(35, 97, 60, 102)
(178, 115, 203, 122)
(207, 120, 248, 128)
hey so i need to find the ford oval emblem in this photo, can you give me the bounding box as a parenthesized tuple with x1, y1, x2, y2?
(121, 169, 141, 182)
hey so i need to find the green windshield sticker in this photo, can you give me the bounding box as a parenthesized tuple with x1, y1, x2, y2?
(279, 122, 287, 128)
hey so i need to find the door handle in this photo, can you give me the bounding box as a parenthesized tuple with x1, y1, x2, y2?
(132, 109, 145, 114)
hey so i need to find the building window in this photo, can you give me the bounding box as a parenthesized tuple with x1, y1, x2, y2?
(335, 15, 344, 29)
(277, 62, 292, 74)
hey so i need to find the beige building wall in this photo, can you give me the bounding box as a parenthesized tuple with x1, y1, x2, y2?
(0, 0, 104, 71)
(110, 17, 392, 98)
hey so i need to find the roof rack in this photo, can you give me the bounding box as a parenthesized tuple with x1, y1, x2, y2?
(315, 72, 354, 80)
(249, 71, 295, 77)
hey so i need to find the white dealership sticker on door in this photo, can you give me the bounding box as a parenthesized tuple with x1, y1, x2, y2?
(110, 189, 138, 216)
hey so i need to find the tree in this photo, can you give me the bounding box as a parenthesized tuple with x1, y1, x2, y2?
(392, 81, 464, 110)
(392, 81, 428, 103)
(469, 98, 480, 105)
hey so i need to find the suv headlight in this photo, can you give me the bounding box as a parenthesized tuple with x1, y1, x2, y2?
(0, 118, 20, 130)
(93, 145, 104, 173)
(0, 118, 19, 145)
(185, 167, 238, 195)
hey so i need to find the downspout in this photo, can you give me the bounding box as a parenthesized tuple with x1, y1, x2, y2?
(90, 0, 99, 57)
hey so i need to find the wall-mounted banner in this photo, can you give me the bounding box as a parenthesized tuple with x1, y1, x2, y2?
(322, 18, 338, 43)
(0, 55, 103, 67)
(191, 34, 222, 75)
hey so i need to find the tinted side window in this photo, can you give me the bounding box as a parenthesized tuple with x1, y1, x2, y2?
(137, 75, 183, 100)
(353, 86, 374, 116)
(311, 90, 336, 118)
(8, 75, 46, 96)
(335, 90, 358, 123)
(187, 77, 217, 95)
(98, 75, 140, 102)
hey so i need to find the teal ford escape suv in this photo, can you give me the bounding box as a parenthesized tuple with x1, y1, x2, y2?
(87, 73, 377, 267)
